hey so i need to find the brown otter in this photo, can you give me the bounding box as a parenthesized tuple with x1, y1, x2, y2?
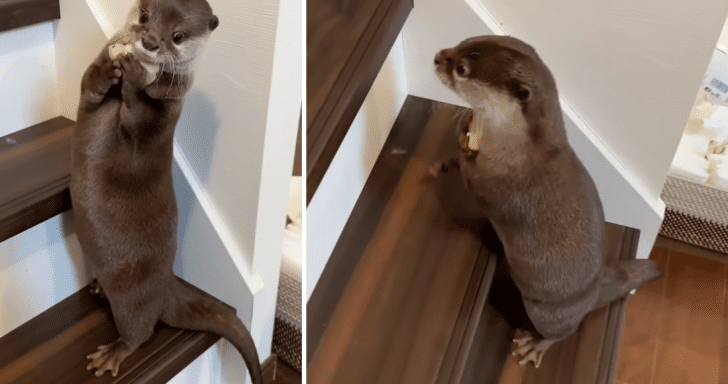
(69, 1, 262, 382)
(431, 35, 662, 368)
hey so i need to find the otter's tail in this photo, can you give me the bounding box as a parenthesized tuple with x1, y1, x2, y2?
(597, 259, 663, 307)
(163, 278, 262, 384)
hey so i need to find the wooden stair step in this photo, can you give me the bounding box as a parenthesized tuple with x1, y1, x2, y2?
(0, 277, 226, 384)
(0, 116, 74, 243)
(308, 95, 637, 384)
(0, 0, 60, 34)
(306, 0, 413, 200)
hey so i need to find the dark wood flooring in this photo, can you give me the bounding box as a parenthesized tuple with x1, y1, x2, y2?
(262, 356, 301, 384)
(616, 235, 728, 384)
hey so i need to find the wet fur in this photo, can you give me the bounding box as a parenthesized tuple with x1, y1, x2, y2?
(433, 35, 662, 366)
(70, 1, 262, 382)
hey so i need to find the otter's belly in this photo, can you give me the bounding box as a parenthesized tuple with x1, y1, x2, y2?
(71, 106, 178, 273)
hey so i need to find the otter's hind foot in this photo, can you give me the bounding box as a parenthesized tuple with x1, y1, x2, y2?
(512, 330, 560, 369)
(87, 339, 134, 377)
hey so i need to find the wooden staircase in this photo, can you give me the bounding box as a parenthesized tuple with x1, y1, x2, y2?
(0, 4, 271, 381)
(306, 1, 635, 381)
(307, 96, 634, 383)
(306, 0, 413, 201)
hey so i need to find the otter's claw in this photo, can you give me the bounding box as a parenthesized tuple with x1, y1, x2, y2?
(87, 339, 134, 377)
(511, 331, 559, 369)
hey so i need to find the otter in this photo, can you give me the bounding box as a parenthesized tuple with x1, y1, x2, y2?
(69, 1, 262, 382)
(431, 35, 662, 368)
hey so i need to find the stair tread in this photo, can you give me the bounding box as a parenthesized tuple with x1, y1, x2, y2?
(0, 116, 75, 243)
(0, 277, 225, 384)
(306, 0, 413, 200)
(307, 95, 637, 384)
(0, 0, 60, 34)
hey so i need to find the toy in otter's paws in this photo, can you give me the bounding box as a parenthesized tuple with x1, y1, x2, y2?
(107, 43, 159, 85)
(465, 130, 481, 151)
(108, 43, 133, 59)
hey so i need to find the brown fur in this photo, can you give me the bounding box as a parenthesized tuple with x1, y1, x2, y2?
(69, 1, 261, 382)
(432, 35, 662, 367)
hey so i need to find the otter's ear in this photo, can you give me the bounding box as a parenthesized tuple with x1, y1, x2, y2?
(209, 15, 219, 31)
(514, 85, 532, 103)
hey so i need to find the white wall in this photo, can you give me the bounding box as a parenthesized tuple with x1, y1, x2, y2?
(402, 0, 728, 258)
(54, 0, 109, 119)
(174, 0, 282, 272)
(465, 0, 728, 201)
(0, 22, 59, 137)
(718, 17, 728, 50)
(307, 33, 408, 301)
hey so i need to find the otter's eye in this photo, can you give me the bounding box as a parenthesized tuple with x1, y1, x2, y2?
(139, 12, 149, 24)
(468, 52, 481, 60)
(456, 64, 466, 76)
(172, 32, 185, 44)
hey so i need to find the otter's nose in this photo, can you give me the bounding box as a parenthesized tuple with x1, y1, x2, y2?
(142, 37, 159, 52)
(434, 50, 450, 66)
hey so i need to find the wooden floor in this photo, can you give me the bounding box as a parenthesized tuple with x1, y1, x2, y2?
(616, 236, 728, 384)
(263, 356, 302, 384)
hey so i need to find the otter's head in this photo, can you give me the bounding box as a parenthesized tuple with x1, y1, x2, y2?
(124, 0, 219, 73)
(434, 35, 558, 114)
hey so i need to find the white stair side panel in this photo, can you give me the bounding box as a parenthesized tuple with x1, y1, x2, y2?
(0, 212, 87, 337)
(54, 0, 109, 120)
(0, 22, 59, 137)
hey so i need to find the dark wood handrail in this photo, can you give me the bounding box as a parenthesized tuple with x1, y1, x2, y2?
(306, 0, 413, 204)
(0, 116, 74, 243)
(0, 0, 61, 33)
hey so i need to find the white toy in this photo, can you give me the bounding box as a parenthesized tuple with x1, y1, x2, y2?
(108, 43, 160, 85)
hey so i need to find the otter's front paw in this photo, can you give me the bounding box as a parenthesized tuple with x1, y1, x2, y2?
(88, 59, 122, 97)
(118, 54, 149, 91)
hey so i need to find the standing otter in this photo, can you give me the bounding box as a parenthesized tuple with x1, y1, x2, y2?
(70, 1, 262, 382)
(431, 35, 662, 368)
